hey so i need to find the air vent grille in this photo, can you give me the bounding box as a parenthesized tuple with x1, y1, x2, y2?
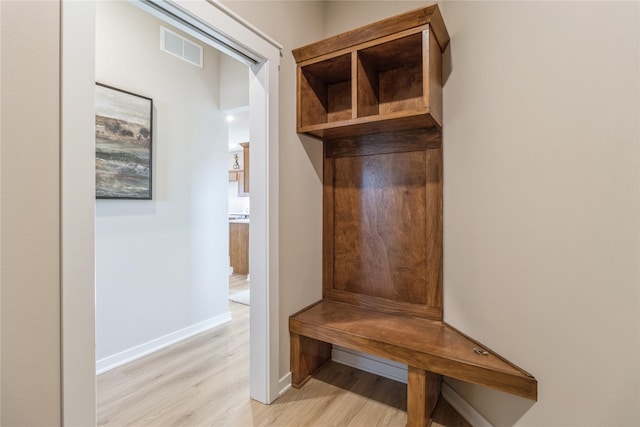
(161, 26, 203, 68)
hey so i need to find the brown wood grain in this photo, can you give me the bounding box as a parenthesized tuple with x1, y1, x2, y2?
(424, 148, 443, 312)
(378, 63, 425, 115)
(323, 135, 443, 320)
(407, 368, 441, 427)
(298, 53, 352, 127)
(327, 80, 352, 123)
(326, 129, 441, 158)
(322, 146, 335, 300)
(239, 142, 249, 195)
(299, 112, 439, 140)
(292, 5, 449, 63)
(290, 300, 538, 401)
(358, 31, 425, 116)
(425, 371, 442, 423)
(294, 9, 447, 138)
(299, 68, 328, 128)
(290, 332, 332, 388)
(356, 51, 380, 118)
(229, 222, 249, 275)
(407, 367, 429, 427)
(331, 150, 428, 305)
(427, 28, 443, 127)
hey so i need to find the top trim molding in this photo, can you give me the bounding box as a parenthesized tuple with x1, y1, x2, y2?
(292, 4, 450, 63)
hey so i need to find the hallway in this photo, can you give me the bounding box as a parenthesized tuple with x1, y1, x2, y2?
(97, 297, 469, 426)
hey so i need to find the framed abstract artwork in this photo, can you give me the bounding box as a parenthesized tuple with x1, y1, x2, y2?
(95, 83, 153, 199)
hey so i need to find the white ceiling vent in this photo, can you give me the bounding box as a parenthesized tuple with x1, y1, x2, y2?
(161, 26, 203, 68)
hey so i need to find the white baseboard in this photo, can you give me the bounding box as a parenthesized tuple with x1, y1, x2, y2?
(331, 347, 492, 427)
(96, 312, 232, 375)
(441, 382, 493, 427)
(279, 372, 292, 396)
(332, 346, 408, 383)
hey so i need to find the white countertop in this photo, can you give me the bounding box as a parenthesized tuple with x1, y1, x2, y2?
(229, 219, 249, 224)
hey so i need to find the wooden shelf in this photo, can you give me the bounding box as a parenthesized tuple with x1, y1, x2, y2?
(298, 53, 352, 128)
(294, 6, 449, 140)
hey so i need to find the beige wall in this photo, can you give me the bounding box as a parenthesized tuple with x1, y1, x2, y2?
(441, 2, 639, 425)
(324, 0, 428, 36)
(0, 1, 62, 425)
(221, 1, 326, 378)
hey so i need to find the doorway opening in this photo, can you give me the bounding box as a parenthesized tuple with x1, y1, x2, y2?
(61, 1, 281, 424)
(227, 106, 251, 306)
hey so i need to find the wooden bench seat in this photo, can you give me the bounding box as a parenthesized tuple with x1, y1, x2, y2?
(290, 300, 537, 426)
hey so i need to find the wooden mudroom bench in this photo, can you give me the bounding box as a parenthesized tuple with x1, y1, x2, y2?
(290, 300, 537, 426)
(290, 4, 538, 426)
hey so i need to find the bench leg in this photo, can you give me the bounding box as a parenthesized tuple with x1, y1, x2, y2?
(407, 366, 441, 427)
(290, 332, 332, 388)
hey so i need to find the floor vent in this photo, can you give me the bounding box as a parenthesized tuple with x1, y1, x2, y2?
(160, 26, 203, 68)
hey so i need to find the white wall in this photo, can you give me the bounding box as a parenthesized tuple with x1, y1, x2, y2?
(95, 2, 230, 363)
(220, 54, 249, 112)
(324, 1, 640, 425)
(0, 1, 62, 424)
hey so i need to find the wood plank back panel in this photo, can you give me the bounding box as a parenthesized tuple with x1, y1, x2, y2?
(327, 80, 352, 122)
(324, 133, 443, 320)
(326, 129, 441, 157)
(298, 69, 328, 128)
(378, 63, 424, 115)
(332, 150, 428, 304)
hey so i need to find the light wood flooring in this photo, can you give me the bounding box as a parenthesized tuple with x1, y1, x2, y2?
(97, 276, 470, 427)
(229, 274, 250, 294)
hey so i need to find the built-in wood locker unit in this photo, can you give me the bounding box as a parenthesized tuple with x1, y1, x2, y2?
(289, 5, 538, 426)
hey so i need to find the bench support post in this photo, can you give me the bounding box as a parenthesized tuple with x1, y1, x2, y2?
(290, 332, 332, 388)
(407, 366, 441, 427)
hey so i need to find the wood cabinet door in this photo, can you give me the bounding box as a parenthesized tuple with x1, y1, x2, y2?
(229, 222, 249, 274)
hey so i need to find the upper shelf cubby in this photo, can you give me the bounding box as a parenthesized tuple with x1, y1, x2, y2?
(298, 53, 352, 128)
(294, 4, 450, 140)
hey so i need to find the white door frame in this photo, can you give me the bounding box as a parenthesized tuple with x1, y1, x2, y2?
(61, 1, 281, 424)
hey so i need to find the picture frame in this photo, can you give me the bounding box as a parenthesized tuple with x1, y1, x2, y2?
(95, 83, 153, 199)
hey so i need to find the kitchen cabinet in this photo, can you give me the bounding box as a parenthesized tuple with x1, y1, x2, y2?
(229, 221, 249, 275)
(238, 142, 249, 196)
